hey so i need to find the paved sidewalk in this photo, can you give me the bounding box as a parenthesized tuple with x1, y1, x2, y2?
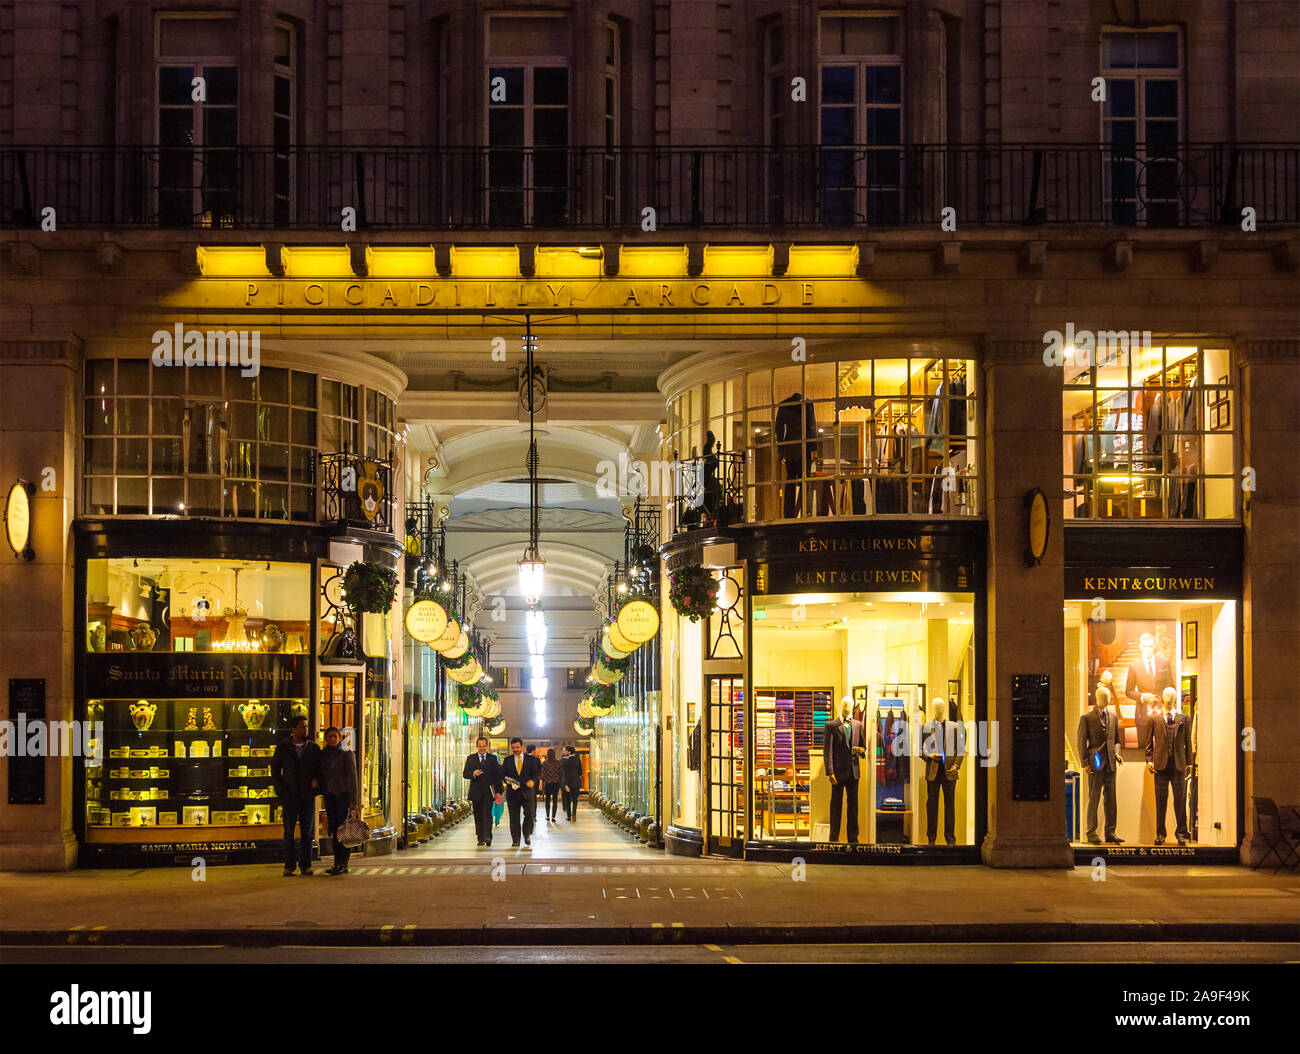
(2, 854, 1297, 946)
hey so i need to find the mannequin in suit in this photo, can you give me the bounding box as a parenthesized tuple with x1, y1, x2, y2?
(775, 392, 817, 518)
(1145, 686, 1191, 845)
(822, 696, 866, 843)
(1075, 684, 1124, 844)
(1124, 632, 1174, 749)
(462, 735, 503, 848)
(922, 698, 964, 845)
(501, 737, 542, 847)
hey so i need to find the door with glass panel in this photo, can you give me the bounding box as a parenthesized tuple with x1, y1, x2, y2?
(1101, 30, 1182, 227)
(704, 675, 746, 856)
(818, 14, 903, 227)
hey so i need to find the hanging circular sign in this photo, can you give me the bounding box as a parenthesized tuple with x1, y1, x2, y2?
(607, 621, 638, 654)
(573, 719, 593, 736)
(617, 599, 660, 644)
(481, 697, 501, 719)
(430, 617, 461, 652)
(593, 660, 624, 684)
(448, 658, 481, 684)
(577, 700, 595, 719)
(601, 628, 630, 660)
(462, 700, 488, 718)
(404, 600, 449, 643)
(4, 480, 34, 561)
(442, 629, 469, 660)
(484, 717, 506, 735)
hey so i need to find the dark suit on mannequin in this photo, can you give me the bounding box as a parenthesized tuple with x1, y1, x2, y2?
(1124, 649, 1174, 748)
(775, 393, 817, 518)
(1145, 707, 1191, 843)
(923, 718, 964, 845)
(463, 747, 503, 846)
(822, 715, 864, 843)
(502, 751, 542, 845)
(1076, 696, 1122, 842)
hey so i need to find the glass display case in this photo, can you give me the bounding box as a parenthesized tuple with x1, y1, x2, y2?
(85, 696, 305, 831)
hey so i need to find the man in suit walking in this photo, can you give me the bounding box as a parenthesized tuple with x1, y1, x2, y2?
(822, 699, 865, 843)
(502, 737, 542, 847)
(561, 745, 583, 821)
(1146, 686, 1191, 845)
(1076, 684, 1124, 844)
(272, 714, 322, 876)
(462, 735, 503, 847)
(1124, 632, 1174, 747)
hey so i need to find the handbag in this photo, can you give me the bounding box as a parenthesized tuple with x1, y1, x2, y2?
(337, 813, 371, 849)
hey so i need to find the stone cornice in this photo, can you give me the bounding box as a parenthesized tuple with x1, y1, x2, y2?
(1237, 339, 1300, 362)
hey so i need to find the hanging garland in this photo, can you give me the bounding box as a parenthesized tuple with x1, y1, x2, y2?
(443, 649, 474, 671)
(583, 681, 616, 715)
(668, 564, 718, 621)
(458, 681, 489, 709)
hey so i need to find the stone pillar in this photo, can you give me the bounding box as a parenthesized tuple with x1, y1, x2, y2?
(0, 340, 80, 870)
(981, 340, 1072, 867)
(1239, 339, 1300, 865)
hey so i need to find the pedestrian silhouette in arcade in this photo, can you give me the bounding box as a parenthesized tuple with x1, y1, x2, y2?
(463, 735, 503, 848)
(502, 737, 542, 847)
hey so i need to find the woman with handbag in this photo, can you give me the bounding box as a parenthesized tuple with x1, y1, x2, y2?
(541, 748, 564, 823)
(320, 726, 360, 875)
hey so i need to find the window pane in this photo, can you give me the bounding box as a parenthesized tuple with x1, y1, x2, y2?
(152, 437, 183, 475)
(820, 109, 854, 145)
(84, 439, 114, 474)
(152, 477, 184, 514)
(821, 66, 856, 105)
(291, 371, 316, 407)
(291, 408, 316, 447)
(187, 366, 222, 396)
(159, 16, 238, 57)
(117, 477, 148, 515)
(85, 398, 113, 435)
(1145, 80, 1179, 118)
(1105, 79, 1136, 118)
(867, 109, 901, 146)
(116, 398, 148, 435)
(256, 366, 288, 404)
(158, 66, 195, 105)
(86, 359, 114, 396)
(489, 109, 524, 148)
(118, 360, 149, 394)
(534, 67, 568, 106)
(866, 65, 901, 104)
(488, 66, 524, 106)
(1136, 32, 1178, 68)
(203, 66, 237, 106)
(260, 442, 289, 481)
(1103, 33, 1136, 69)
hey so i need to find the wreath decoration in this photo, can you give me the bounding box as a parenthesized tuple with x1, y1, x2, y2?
(583, 681, 616, 715)
(342, 561, 399, 614)
(668, 564, 718, 622)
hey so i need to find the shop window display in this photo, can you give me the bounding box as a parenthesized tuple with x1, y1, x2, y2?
(750, 592, 975, 845)
(85, 558, 310, 654)
(82, 358, 396, 521)
(85, 697, 304, 831)
(665, 355, 977, 526)
(1062, 344, 1234, 520)
(1065, 601, 1236, 846)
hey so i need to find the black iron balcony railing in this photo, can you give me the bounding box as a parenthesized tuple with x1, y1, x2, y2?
(2, 143, 1296, 230)
(673, 452, 745, 533)
(318, 450, 394, 534)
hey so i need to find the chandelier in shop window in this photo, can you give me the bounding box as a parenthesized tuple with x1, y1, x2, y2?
(213, 567, 259, 652)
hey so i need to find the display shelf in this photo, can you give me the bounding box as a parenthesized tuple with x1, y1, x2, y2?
(754, 685, 832, 841)
(84, 697, 304, 832)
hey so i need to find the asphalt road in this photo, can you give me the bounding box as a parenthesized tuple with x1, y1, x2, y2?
(3, 942, 1296, 964)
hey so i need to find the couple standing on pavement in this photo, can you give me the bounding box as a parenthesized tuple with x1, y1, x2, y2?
(465, 736, 582, 848)
(271, 715, 359, 877)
